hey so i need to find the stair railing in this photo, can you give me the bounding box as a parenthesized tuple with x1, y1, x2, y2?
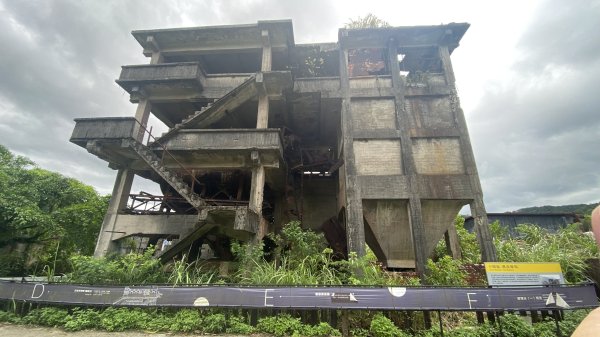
(133, 119, 205, 197)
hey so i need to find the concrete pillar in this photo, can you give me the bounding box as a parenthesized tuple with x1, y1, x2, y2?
(249, 163, 265, 214)
(260, 30, 272, 72)
(256, 94, 269, 128)
(470, 197, 497, 262)
(257, 30, 271, 129)
(338, 46, 366, 257)
(94, 168, 134, 257)
(133, 99, 152, 142)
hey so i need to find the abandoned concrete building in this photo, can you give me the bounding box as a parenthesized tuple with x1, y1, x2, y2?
(70, 20, 496, 274)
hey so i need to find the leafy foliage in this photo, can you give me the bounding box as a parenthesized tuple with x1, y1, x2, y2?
(67, 247, 163, 284)
(23, 307, 69, 327)
(0, 145, 108, 276)
(63, 308, 100, 331)
(498, 314, 534, 337)
(169, 309, 202, 332)
(425, 256, 468, 286)
(226, 315, 256, 334)
(257, 313, 340, 337)
(369, 313, 410, 337)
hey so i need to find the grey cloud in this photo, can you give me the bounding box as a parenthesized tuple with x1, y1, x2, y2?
(516, 0, 600, 71)
(470, 0, 600, 211)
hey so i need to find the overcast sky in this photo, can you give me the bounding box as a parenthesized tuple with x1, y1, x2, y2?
(0, 0, 598, 212)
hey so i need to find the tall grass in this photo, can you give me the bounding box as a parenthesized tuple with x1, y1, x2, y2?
(494, 223, 599, 282)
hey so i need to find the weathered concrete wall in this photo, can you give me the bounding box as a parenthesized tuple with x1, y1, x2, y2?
(71, 118, 136, 146)
(351, 98, 396, 130)
(405, 97, 454, 129)
(353, 139, 402, 175)
(421, 200, 466, 255)
(119, 63, 202, 82)
(363, 199, 414, 268)
(411, 138, 465, 175)
(159, 129, 282, 152)
(109, 214, 199, 241)
(301, 178, 338, 231)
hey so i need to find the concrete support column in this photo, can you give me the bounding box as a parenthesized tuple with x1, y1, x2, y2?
(249, 163, 265, 214)
(339, 46, 366, 257)
(134, 99, 152, 142)
(438, 45, 497, 262)
(94, 168, 134, 257)
(257, 30, 271, 129)
(470, 197, 497, 262)
(387, 39, 429, 276)
(256, 94, 269, 128)
(260, 30, 272, 72)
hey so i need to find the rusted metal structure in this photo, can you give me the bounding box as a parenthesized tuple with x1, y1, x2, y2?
(71, 20, 496, 273)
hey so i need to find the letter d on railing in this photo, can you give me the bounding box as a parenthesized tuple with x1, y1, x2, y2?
(31, 284, 45, 299)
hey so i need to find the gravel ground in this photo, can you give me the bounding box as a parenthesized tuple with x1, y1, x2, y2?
(0, 323, 249, 337)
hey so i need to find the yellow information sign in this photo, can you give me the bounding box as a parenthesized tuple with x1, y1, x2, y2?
(484, 262, 565, 286)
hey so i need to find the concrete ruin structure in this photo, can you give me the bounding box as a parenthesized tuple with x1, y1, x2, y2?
(70, 20, 496, 274)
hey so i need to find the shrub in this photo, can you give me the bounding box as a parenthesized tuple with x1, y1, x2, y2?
(498, 314, 533, 337)
(369, 313, 409, 337)
(169, 309, 201, 332)
(351, 327, 369, 337)
(63, 307, 100, 331)
(226, 315, 256, 334)
(532, 320, 557, 337)
(203, 313, 226, 333)
(303, 321, 341, 336)
(144, 311, 172, 332)
(99, 307, 149, 331)
(257, 314, 305, 336)
(0, 309, 21, 323)
(425, 256, 467, 286)
(23, 307, 70, 327)
(68, 248, 163, 284)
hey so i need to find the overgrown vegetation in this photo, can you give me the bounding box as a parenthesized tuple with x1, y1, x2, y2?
(0, 145, 108, 276)
(430, 215, 599, 284)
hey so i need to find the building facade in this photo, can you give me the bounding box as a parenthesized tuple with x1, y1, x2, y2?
(70, 20, 496, 273)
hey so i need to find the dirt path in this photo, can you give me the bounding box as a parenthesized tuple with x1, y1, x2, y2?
(0, 324, 248, 337)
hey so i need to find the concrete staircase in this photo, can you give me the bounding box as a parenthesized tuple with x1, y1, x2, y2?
(173, 102, 213, 129)
(155, 74, 257, 142)
(128, 140, 205, 209)
(156, 218, 215, 262)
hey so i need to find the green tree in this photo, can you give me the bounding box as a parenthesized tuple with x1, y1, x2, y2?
(0, 145, 108, 275)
